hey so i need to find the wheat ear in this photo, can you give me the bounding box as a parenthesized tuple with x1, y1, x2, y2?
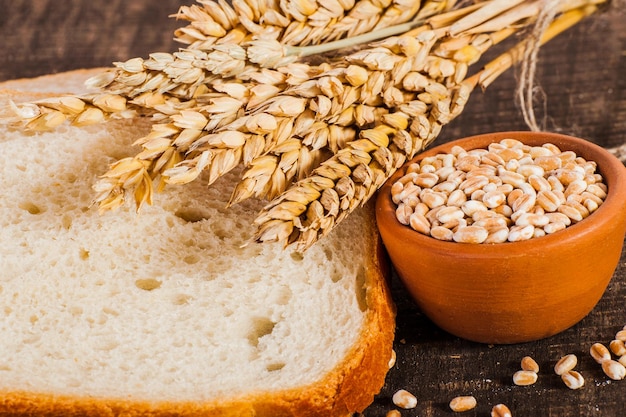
(174, 0, 452, 50)
(91, 0, 602, 216)
(10, 0, 456, 132)
(163, 0, 575, 204)
(253, 3, 605, 251)
(91, 3, 495, 211)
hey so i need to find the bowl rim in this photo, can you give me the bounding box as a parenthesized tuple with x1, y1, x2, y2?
(376, 131, 626, 258)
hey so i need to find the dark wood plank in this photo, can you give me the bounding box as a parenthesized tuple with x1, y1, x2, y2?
(1, 2, 625, 416)
(0, 0, 182, 80)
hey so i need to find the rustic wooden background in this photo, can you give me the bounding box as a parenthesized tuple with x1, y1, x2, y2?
(1, 1, 625, 416)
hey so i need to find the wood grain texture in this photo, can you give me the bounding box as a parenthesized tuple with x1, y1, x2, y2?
(0, 0, 182, 80)
(1, 1, 625, 416)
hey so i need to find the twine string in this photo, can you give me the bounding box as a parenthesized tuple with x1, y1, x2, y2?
(516, 0, 561, 132)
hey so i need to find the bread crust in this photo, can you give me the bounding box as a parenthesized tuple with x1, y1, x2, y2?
(0, 68, 109, 94)
(0, 72, 396, 416)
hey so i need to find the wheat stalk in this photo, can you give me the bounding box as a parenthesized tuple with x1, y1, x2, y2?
(253, 3, 603, 250)
(99, 0, 453, 92)
(91, 3, 501, 212)
(93, 0, 600, 222)
(10, 0, 457, 132)
(170, 0, 595, 200)
(12, 0, 595, 131)
(8, 0, 607, 251)
(105, 0, 454, 83)
(174, 0, 453, 49)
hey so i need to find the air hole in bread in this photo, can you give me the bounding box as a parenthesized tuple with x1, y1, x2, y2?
(135, 278, 162, 291)
(220, 281, 234, 289)
(174, 208, 208, 223)
(95, 339, 120, 351)
(266, 363, 286, 372)
(330, 267, 343, 283)
(18, 201, 44, 215)
(210, 223, 230, 240)
(203, 258, 234, 280)
(70, 306, 83, 316)
(183, 254, 200, 265)
(172, 294, 194, 305)
(22, 333, 41, 344)
(275, 287, 292, 305)
(247, 317, 276, 347)
(355, 267, 368, 312)
(290, 252, 304, 262)
(79, 248, 90, 260)
(63, 172, 78, 183)
(87, 314, 107, 326)
(247, 275, 261, 284)
(61, 214, 73, 229)
(102, 307, 119, 316)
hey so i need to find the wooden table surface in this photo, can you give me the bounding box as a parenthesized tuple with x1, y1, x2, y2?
(1, 1, 625, 416)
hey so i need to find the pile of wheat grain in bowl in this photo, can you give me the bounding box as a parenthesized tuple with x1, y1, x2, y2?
(390, 138, 608, 243)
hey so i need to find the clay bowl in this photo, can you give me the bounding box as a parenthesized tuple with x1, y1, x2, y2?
(375, 131, 626, 344)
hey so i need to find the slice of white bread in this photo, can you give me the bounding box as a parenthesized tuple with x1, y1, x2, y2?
(0, 70, 395, 416)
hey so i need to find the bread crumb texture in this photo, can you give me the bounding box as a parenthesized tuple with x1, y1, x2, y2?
(0, 98, 372, 401)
